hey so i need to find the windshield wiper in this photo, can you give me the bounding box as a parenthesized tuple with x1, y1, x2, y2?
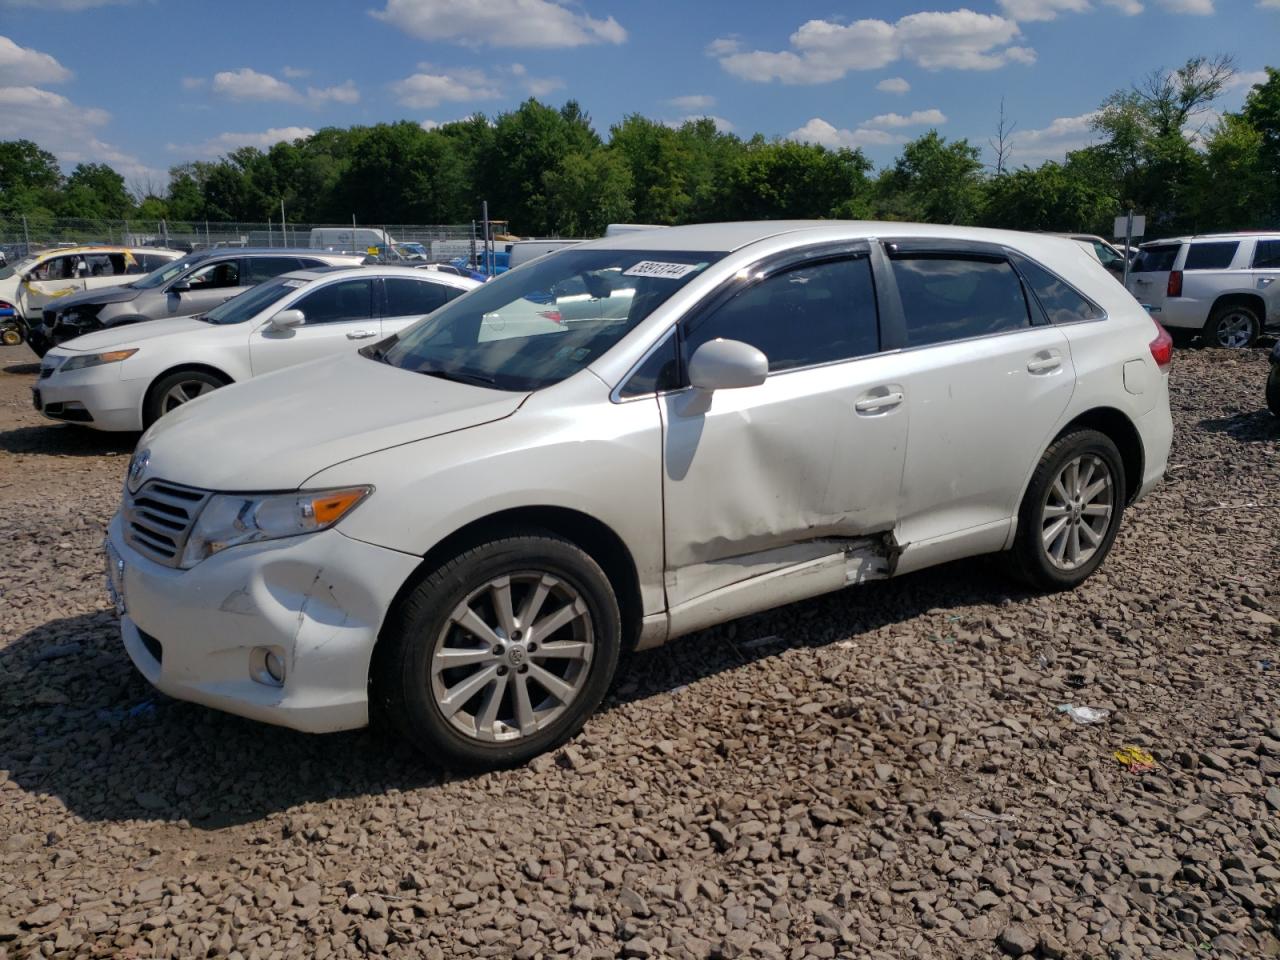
(418, 367, 496, 387)
(361, 336, 398, 363)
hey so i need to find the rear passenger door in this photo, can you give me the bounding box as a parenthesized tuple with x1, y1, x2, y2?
(380, 276, 462, 337)
(250, 277, 377, 375)
(1251, 239, 1280, 327)
(880, 241, 1075, 556)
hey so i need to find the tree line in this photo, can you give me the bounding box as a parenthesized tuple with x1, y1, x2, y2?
(1, 58, 1276, 242)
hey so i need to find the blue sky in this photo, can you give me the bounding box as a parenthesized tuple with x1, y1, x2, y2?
(0, 0, 1276, 187)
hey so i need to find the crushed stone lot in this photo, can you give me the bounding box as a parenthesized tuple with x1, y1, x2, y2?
(1, 342, 1278, 960)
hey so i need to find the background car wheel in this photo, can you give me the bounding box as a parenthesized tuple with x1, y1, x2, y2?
(1, 327, 21, 346)
(372, 532, 622, 769)
(1202, 304, 1259, 349)
(142, 369, 227, 427)
(1008, 429, 1126, 591)
(1267, 366, 1280, 418)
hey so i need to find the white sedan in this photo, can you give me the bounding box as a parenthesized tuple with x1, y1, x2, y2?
(33, 266, 477, 430)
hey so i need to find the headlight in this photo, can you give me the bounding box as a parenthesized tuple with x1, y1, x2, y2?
(60, 349, 138, 372)
(180, 486, 371, 569)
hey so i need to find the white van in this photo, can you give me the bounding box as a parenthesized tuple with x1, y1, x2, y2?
(309, 228, 392, 253)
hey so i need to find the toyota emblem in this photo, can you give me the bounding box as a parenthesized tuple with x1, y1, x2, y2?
(127, 448, 150, 492)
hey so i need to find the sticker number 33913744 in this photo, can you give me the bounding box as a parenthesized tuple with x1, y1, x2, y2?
(622, 260, 700, 280)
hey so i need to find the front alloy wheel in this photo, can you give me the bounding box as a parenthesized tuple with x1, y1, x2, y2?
(373, 532, 621, 768)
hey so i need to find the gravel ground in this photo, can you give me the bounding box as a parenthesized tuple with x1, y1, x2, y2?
(1, 341, 1278, 960)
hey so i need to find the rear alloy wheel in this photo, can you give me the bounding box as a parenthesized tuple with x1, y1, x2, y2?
(373, 533, 621, 768)
(1202, 304, 1259, 349)
(143, 369, 226, 427)
(1009, 429, 1126, 591)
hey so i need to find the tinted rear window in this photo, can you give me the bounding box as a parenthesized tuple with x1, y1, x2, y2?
(1253, 240, 1280, 270)
(1132, 245, 1179, 273)
(1184, 242, 1239, 271)
(1018, 259, 1102, 324)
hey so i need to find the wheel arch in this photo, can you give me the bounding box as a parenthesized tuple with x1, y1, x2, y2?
(1052, 407, 1144, 505)
(384, 505, 645, 652)
(1208, 292, 1266, 325)
(141, 362, 235, 418)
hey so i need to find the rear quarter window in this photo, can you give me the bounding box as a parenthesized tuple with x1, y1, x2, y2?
(1018, 259, 1103, 324)
(1132, 245, 1179, 273)
(1184, 242, 1239, 271)
(1253, 240, 1280, 270)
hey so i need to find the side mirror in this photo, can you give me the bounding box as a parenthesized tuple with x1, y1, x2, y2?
(687, 338, 768, 392)
(270, 309, 304, 331)
(169, 279, 191, 293)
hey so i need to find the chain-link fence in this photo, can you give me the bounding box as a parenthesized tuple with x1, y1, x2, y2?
(0, 218, 499, 262)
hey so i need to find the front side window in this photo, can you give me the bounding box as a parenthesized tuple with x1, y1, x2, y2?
(133, 255, 200, 289)
(384, 277, 453, 317)
(1092, 241, 1121, 266)
(682, 256, 880, 373)
(1018, 259, 1102, 325)
(1252, 240, 1280, 269)
(379, 249, 722, 392)
(186, 259, 241, 289)
(1132, 245, 1179, 273)
(294, 278, 375, 324)
(891, 255, 1030, 348)
(243, 256, 302, 283)
(31, 256, 76, 281)
(1184, 242, 1239, 271)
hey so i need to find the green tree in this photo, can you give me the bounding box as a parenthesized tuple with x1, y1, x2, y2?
(1239, 67, 1280, 222)
(0, 139, 62, 217)
(56, 162, 133, 219)
(542, 149, 634, 235)
(875, 131, 983, 223)
(981, 160, 1119, 233)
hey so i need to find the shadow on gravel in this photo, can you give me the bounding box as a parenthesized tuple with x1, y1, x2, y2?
(3, 361, 39, 375)
(0, 423, 136, 457)
(0, 560, 1027, 830)
(1198, 410, 1280, 443)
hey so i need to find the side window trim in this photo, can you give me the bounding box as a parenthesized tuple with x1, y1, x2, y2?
(879, 239, 1040, 350)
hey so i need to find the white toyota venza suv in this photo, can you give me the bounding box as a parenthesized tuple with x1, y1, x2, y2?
(107, 222, 1174, 767)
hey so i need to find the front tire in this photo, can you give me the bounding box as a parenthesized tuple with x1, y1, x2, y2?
(1009, 429, 1126, 591)
(372, 533, 622, 769)
(142, 369, 227, 427)
(1202, 303, 1259, 349)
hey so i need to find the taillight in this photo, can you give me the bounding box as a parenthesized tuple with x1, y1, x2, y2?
(1149, 320, 1173, 370)
(538, 310, 563, 324)
(1166, 270, 1183, 297)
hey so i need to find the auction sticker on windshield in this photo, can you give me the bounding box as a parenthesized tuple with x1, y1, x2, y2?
(622, 261, 701, 280)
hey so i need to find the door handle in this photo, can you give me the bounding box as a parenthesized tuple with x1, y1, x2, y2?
(854, 389, 904, 414)
(1026, 353, 1063, 374)
(346, 330, 377, 340)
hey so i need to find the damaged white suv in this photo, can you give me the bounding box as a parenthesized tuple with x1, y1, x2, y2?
(108, 222, 1173, 767)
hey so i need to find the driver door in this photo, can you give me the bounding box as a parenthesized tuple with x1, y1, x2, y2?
(21, 254, 85, 317)
(250, 277, 378, 375)
(164, 258, 245, 319)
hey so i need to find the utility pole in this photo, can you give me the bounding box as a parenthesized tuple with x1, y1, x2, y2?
(268, 215, 273, 248)
(1122, 209, 1134, 287)
(481, 201, 491, 276)
(352, 213, 358, 254)
(280, 198, 287, 247)
(22, 215, 30, 256)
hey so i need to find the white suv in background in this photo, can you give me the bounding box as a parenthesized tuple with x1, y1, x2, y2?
(1126, 233, 1280, 348)
(107, 221, 1172, 768)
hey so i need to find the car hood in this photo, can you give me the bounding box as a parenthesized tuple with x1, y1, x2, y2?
(54, 316, 210, 352)
(140, 351, 528, 490)
(52, 284, 141, 310)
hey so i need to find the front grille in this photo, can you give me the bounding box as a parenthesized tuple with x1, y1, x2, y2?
(124, 479, 210, 567)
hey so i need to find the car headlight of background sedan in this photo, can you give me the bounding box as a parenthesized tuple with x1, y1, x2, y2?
(180, 487, 372, 568)
(60, 348, 139, 372)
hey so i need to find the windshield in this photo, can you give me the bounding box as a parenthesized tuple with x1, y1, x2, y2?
(204, 275, 299, 324)
(380, 249, 723, 391)
(132, 254, 200, 289)
(0, 255, 38, 280)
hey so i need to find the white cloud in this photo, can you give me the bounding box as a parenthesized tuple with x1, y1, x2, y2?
(169, 126, 317, 158)
(282, 66, 311, 79)
(307, 80, 360, 105)
(0, 35, 72, 85)
(212, 67, 301, 102)
(665, 115, 735, 133)
(1155, 0, 1213, 11)
(865, 108, 947, 128)
(1258, 0, 1280, 8)
(420, 119, 441, 131)
(876, 77, 911, 94)
(788, 117, 903, 149)
(668, 93, 716, 111)
(713, 10, 1034, 84)
(1102, 0, 1144, 11)
(180, 76, 205, 90)
(0, 85, 161, 181)
(372, 0, 626, 48)
(996, 0, 1090, 20)
(392, 67, 501, 108)
(1007, 111, 1099, 164)
(1227, 69, 1269, 90)
(0, 0, 135, 8)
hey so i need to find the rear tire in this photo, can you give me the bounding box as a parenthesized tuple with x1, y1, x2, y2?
(1202, 303, 1260, 349)
(1008, 429, 1126, 591)
(371, 533, 622, 769)
(142, 369, 227, 427)
(1267, 365, 1280, 418)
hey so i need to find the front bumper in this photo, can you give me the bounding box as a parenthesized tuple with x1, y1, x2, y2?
(34, 362, 145, 431)
(107, 513, 421, 733)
